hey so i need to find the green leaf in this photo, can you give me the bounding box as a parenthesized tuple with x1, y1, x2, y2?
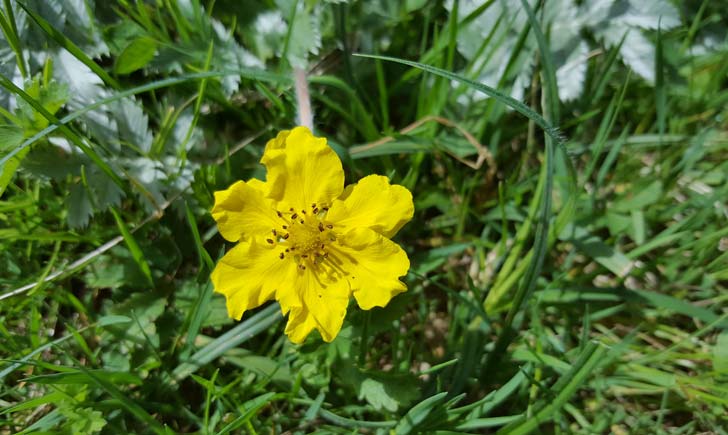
(0, 124, 24, 153)
(67, 183, 93, 229)
(0, 125, 26, 196)
(714, 331, 728, 375)
(338, 363, 420, 412)
(114, 36, 157, 75)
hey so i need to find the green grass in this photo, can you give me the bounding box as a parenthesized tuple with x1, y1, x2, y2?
(1, 1, 727, 434)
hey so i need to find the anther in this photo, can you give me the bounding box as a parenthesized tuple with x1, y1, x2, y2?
(282, 225, 287, 229)
(311, 203, 316, 208)
(272, 229, 277, 236)
(276, 211, 283, 217)
(266, 238, 274, 244)
(302, 254, 308, 258)
(318, 223, 324, 232)
(302, 210, 306, 215)
(326, 224, 333, 229)
(291, 213, 298, 219)
(322, 207, 329, 211)
(289, 208, 294, 212)
(299, 264, 306, 270)
(283, 233, 289, 239)
(279, 253, 285, 259)
(299, 219, 304, 224)
(285, 248, 290, 252)
(313, 207, 319, 214)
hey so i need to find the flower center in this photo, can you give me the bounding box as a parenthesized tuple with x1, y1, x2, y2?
(268, 203, 335, 270)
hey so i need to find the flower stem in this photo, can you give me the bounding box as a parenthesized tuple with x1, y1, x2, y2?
(294, 67, 313, 130)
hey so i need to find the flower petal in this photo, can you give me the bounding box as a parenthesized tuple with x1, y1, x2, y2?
(261, 126, 344, 211)
(211, 179, 280, 242)
(327, 175, 414, 238)
(210, 239, 297, 320)
(282, 268, 349, 343)
(330, 227, 409, 310)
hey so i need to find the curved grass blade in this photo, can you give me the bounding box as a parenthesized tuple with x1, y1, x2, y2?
(354, 54, 566, 154)
(172, 303, 282, 381)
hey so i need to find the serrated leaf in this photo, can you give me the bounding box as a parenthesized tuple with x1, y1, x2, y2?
(88, 168, 125, 209)
(114, 37, 157, 75)
(337, 363, 419, 412)
(282, 1, 322, 68)
(114, 97, 153, 153)
(252, 11, 287, 62)
(53, 50, 118, 143)
(555, 39, 589, 101)
(67, 183, 93, 229)
(358, 372, 420, 412)
(618, 28, 657, 83)
(623, 0, 680, 30)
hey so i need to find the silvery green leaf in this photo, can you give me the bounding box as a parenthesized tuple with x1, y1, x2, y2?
(67, 183, 93, 229)
(619, 29, 656, 83)
(556, 39, 590, 101)
(252, 11, 287, 62)
(114, 97, 153, 154)
(52, 50, 119, 144)
(61, 0, 109, 57)
(170, 111, 203, 153)
(21, 142, 84, 180)
(281, 2, 322, 69)
(125, 157, 167, 212)
(89, 167, 125, 209)
(211, 18, 263, 95)
(623, 0, 680, 30)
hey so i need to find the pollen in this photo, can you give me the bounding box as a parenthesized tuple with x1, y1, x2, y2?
(272, 207, 336, 271)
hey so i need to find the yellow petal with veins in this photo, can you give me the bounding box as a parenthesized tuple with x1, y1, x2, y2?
(261, 126, 344, 211)
(330, 227, 409, 310)
(210, 238, 298, 320)
(281, 267, 350, 343)
(327, 175, 414, 238)
(211, 179, 279, 242)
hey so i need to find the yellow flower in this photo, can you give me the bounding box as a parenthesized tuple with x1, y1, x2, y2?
(210, 126, 414, 343)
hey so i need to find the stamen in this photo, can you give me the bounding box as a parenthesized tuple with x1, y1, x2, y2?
(299, 264, 306, 270)
(302, 254, 308, 258)
(299, 219, 305, 224)
(313, 207, 319, 214)
(282, 225, 287, 229)
(266, 238, 274, 244)
(279, 253, 285, 259)
(311, 203, 316, 208)
(302, 210, 306, 215)
(322, 207, 329, 211)
(276, 211, 283, 217)
(289, 208, 295, 212)
(283, 234, 289, 239)
(326, 224, 333, 229)
(318, 223, 324, 232)
(291, 213, 298, 219)
(272, 229, 277, 236)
